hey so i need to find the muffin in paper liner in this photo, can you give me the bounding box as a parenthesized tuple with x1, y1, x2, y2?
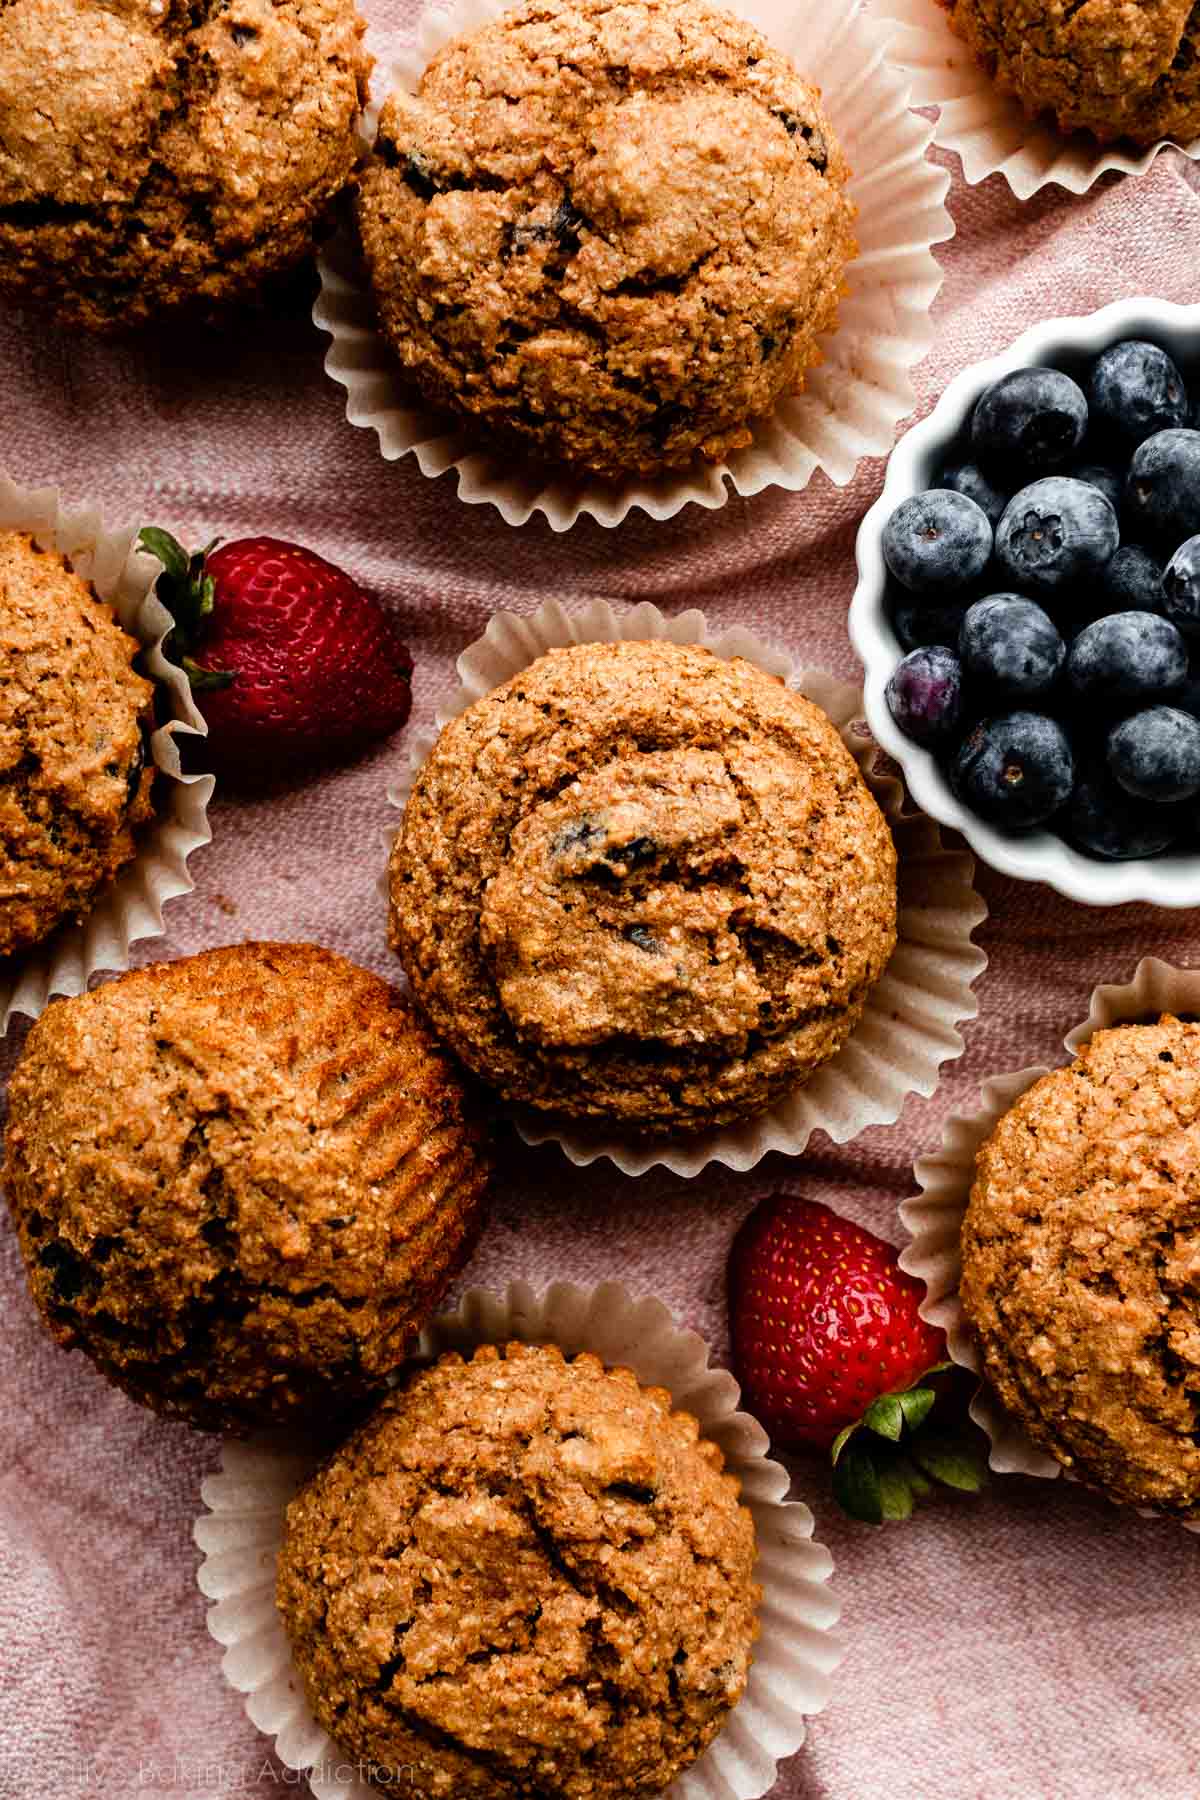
(900, 955, 1200, 1535)
(382, 597, 988, 1179)
(0, 475, 212, 1031)
(195, 1279, 844, 1800)
(873, 0, 1200, 199)
(312, 0, 952, 530)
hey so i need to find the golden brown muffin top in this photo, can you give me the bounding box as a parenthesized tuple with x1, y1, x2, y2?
(941, 0, 1200, 146)
(4, 941, 493, 1432)
(390, 640, 897, 1136)
(961, 1015, 1200, 1517)
(0, 0, 371, 329)
(356, 0, 854, 477)
(0, 530, 155, 958)
(277, 1340, 760, 1800)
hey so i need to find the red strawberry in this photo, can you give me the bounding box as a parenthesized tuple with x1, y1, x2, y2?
(139, 529, 413, 775)
(729, 1194, 986, 1523)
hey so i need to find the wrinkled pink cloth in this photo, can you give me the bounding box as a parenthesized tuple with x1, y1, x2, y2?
(3, 6, 1200, 1792)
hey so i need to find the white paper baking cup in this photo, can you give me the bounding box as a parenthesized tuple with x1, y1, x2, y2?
(873, 0, 1200, 198)
(0, 476, 213, 1031)
(383, 597, 988, 1179)
(900, 955, 1200, 1533)
(313, 0, 952, 529)
(196, 1279, 844, 1800)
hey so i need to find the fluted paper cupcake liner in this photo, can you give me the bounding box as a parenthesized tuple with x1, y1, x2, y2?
(900, 955, 1200, 1533)
(196, 1279, 844, 1800)
(312, 0, 952, 529)
(873, 0, 1200, 198)
(0, 476, 213, 1031)
(383, 598, 988, 1178)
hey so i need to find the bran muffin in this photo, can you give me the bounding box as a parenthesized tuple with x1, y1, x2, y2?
(4, 941, 493, 1433)
(939, 0, 1200, 146)
(0, 0, 371, 332)
(961, 1016, 1200, 1518)
(389, 640, 898, 1137)
(0, 530, 156, 958)
(355, 0, 856, 479)
(276, 1340, 760, 1800)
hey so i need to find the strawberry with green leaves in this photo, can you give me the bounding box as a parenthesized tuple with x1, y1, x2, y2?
(139, 530, 413, 777)
(728, 1193, 987, 1523)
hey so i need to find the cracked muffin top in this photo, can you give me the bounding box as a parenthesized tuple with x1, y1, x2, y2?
(355, 0, 855, 479)
(276, 1340, 760, 1800)
(961, 1016, 1200, 1518)
(0, 0, 371, 331)
(940, 0, 1200, 145)
(0, 531, 156, 959)
(3, 941, 493, 1433)
(388, 641, 898, 1137)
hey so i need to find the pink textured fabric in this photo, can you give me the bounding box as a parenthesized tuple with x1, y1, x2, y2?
(3, 6, 1200, 1791)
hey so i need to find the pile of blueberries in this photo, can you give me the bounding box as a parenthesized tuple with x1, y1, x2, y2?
(881, 338, 1200, 861)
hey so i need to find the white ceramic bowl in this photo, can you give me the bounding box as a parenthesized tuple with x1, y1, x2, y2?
(850, 296, 1200, 909)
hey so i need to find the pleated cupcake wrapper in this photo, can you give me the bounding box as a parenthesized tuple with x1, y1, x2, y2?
(900, 955, 1200, 1534)
(195, 1279, 844, 1800)
(874, 0, 1200, 199)
(312, 0, 952, 529)
(382, 597, 988, 1178)
(0, 475, 213, 1032)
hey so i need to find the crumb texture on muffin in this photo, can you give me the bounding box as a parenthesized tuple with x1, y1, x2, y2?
(0, 0, 371, 330)
(3, 941, 492, 1432)
(356, 0, 855, 478)
(276, 1340, 760, 1800)
(940, 0, 1200, 146)
(0, 530, 155, 956)
(961, 1015, 1200, 1516)
(389, 640, 898, 1136)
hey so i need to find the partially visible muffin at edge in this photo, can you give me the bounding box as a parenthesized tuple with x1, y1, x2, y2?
(939, 0, 1200, 146)
(276, 1340, 760, 1800)
(961, 1016, 1200, 1518)
(0, 530, 156, 958)
(355, 0, 855, 479)
(389, 640, 898, 1137)
(4, 942, 493, 1433)
(0, 0, 372, 331)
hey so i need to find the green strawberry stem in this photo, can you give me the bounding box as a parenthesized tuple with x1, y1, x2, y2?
(829, 1363, 989, 1525)
(138, 527, 235, 692)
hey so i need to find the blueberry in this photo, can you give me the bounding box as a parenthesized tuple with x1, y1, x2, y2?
(1065, 762, 1182, 860)
(604, 836, 656, 869)
(959, 594, 1065, 700)
(1087, 340, 1189, 451)
(970, 367, 1088, 472)
(939, 460, 1009, 528)
(1065, 611, 1188, 704)
(551, 200, 585, 252)
(552, 817, 602, 856)
(1097, 544, 1165, 616)
(891, 596, 969, 652)
(881, 489, 993, 599)
(885, 646, 963, 745)
(1107, 706, 1200, 802)
(1125, 429, 1200, 547)
(1163, 535, 1200, 634)
(994, 477, 1119, 596)
(950, 712, 1074, 832)
(1069, 462, 1124, 516)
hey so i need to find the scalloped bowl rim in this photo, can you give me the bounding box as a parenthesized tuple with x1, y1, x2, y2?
(850, 296, 1200, 908)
